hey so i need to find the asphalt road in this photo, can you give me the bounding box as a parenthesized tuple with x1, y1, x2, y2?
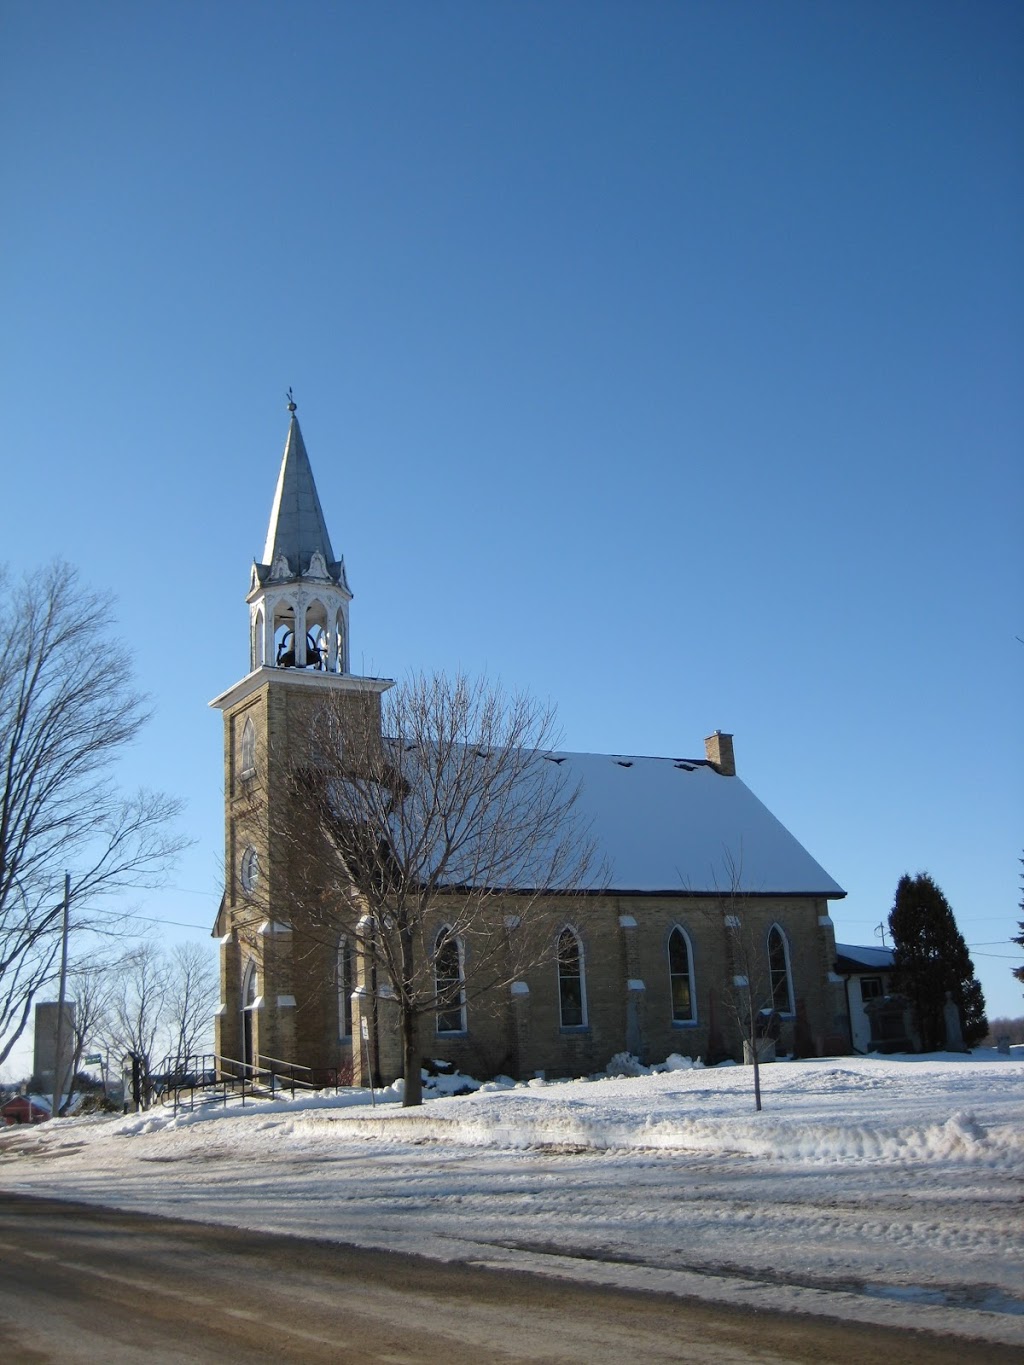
(0, 1194, 1014, 1364)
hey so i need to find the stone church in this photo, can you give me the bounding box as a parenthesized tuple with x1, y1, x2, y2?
(212, 405, 850, 1085)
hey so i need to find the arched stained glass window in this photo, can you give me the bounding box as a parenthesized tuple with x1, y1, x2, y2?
(240, 717, 256, 776)
(240, 846, 260, 896)
(338, 938, 354, 1039)
(557, 928, 587, 1028)
(434, 929, 466, 1034)
(767, 925, 794, 1015)
(668, 927, 696, 1023)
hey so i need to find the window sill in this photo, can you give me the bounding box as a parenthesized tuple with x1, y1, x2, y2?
(559, 1025, 590, 1035)
(671, 1019, 698, 1029)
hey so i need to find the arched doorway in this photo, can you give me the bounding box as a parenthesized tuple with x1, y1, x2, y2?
(241, 960, 259, 1075)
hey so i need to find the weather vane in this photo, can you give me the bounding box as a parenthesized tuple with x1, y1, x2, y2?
(286, 386, 297, 413)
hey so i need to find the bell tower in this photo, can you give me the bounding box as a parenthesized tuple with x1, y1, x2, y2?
(210, 396, 392, 1078)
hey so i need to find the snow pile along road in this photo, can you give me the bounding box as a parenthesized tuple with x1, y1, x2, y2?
(1, 1052, 1022, 1347)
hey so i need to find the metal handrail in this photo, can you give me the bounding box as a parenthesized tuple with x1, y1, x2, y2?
(152, 1051, 340, 1115)
(257, 1053, 314, 1075)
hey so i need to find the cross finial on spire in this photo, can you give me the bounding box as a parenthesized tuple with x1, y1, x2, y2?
(286, 386, 297, 414)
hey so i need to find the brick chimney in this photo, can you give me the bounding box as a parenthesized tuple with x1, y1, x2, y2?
(704, 730, 735, 776)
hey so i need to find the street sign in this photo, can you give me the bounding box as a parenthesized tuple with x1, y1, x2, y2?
(84, 1054, 103, 1065)
(359, 1018, 369, 1041)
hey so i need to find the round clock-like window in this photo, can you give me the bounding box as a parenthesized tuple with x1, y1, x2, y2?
(240, 846, 260, 895)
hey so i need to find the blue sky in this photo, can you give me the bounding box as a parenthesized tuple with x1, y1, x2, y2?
(1, 2, 1021, 1072)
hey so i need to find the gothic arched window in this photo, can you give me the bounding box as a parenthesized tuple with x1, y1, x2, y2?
(767, 924, 794, 1015)
(337, 938, 354, 1039)
(434, 928, 466, 1034)
(668, 926, 696, 1024)
(240, 846, 260, 897)
(240, 717, 256, 777)
(557, 928, 587, 1028)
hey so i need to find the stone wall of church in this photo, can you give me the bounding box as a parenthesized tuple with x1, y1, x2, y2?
(343, 893, 848, 1085)
(218, 887, 848, 1083)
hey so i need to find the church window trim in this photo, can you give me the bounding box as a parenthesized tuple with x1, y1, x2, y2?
(667, 925, 697, 1026)
(240, 716, 256, 778)
(434, 927, 466, 1035)
(557, 926, 588, 1030)
(767, 924, 795, 1017)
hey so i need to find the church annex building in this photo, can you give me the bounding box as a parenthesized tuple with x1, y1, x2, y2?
(212, 407, 850, 1084)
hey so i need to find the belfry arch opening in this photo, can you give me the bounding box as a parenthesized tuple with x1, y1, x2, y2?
(266, 596, 343, 671)
(305, 597, 335, 672)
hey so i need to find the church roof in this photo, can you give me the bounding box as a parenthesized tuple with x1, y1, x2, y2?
(382, 743, 844, 899)
(555, 751, 845, 898)
(258, 413, 341, 581)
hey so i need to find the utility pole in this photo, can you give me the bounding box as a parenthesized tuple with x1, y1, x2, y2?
(51, 872, 71, 1119)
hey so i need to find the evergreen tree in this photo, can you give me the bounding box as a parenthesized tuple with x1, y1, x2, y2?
(888, 872, 988, 1050)
(1013, 858, 1024, 992)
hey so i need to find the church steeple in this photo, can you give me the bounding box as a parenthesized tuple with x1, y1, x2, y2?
(259, 402, 342, 583)
(246, 398, 353, 673)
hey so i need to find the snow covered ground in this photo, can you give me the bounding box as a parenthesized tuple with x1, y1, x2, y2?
(2, 1051, 1022, 1348)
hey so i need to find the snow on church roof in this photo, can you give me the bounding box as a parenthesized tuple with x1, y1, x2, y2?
(399, 744, 844, 899)
(550, 751, 845, 898)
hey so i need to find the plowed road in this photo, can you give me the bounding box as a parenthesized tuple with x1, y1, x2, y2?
(0, 1195, 1009, 1364)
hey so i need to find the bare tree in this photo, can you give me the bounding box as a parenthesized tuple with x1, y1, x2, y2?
(102, 943, 171, 1101)
(165, 941, 218, 1070)
(0, 562, 185, 1066)
(61, 959, 118, 1111)
(718, 915, 772, 1112)
(700, 855, 787, 1112)
(283, 672, 598, 1106)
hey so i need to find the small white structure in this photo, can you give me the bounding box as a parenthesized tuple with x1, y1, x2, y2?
(835, 943, 895, 1052)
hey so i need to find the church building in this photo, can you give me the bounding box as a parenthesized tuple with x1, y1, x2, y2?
(212, 405, 850, 1085)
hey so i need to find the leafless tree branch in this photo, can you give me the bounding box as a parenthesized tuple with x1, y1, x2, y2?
(0, 562, 188, 1065)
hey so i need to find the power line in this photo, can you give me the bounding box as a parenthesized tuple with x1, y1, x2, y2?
(75, 906, 214, 933)
(142, 884, 220, 899)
